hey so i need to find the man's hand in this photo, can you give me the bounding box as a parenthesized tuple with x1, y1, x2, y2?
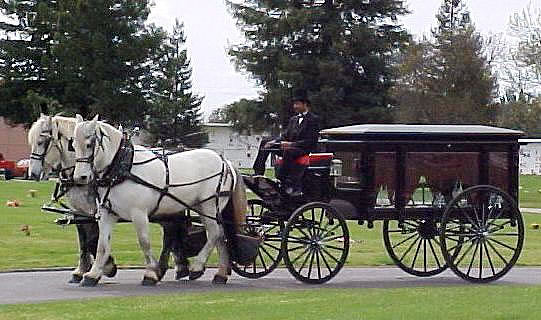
(280, 141, 293, 149)
(264, 140, 276, 149)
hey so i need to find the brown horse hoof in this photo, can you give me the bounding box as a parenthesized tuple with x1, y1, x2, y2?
(81, 276, 100, 287)
(189, 269, 205, 280)
(69, 274, 83, 283)
(176, 269, 189, 280)
(212, 274, 228, 285)
(142, 276, 158, 286)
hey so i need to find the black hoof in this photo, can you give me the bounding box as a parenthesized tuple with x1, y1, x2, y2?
(212, 274, 228, 285)
(104, 264, 118, 278)
(176, 268, 189, 280)
(81, 276, 99, 287)
(142, 276, 158, 286)
(69, 274, 83, 284)
(189, 269, 205, 280)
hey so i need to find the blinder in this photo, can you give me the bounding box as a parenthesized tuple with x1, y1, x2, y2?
(30, 129, 53, 164)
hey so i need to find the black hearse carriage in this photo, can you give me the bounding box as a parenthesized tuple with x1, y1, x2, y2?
(239, 124, 525, 284)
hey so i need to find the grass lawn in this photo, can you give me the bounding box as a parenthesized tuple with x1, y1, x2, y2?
(1, 285, 541, 319)
(1, 175, 541, 270)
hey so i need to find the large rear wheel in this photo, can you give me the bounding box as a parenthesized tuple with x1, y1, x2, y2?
(440, 185, 524, 283)
(383, 219, 448, 277)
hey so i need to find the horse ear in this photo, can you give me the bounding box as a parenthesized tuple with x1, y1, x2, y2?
(76, 114, 84, 123)
(92, 114, 99, 122)
(40, 112, 46, 118)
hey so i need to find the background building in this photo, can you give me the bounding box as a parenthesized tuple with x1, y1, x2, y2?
(0, 117, 29, 161)
(204, 123, 270, 169)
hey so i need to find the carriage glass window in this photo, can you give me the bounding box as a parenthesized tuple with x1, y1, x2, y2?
(489, 152, 510, 193)
(374, 152, 396, 207)
(334, 151, 363, 190)
(404, 152, 480, 208)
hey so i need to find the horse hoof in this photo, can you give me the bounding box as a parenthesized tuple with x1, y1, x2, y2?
(81, 276, 99, 287)
(142, 276, 158, 286)
(212, 274, 228, 285)
(157, 267, 168, 281)
(176, 269, 189, 280)
(69, 274, 83, 283)
(189, 269, 205, 280)
(104, 264, 118, 278)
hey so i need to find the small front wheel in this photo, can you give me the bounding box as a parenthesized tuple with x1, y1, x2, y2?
(231, 199, 284, 278)
(282, 202, 349, 284)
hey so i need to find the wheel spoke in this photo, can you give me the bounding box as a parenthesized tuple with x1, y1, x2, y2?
(483, 239, 496, 276)
(410, 237, 423, 269)
(428, 239, 443, 269)
(487, 237, 517, 252)
(319, 246, 333, 275)
(399, 235, 420, 263)
(257, 250, 267, 270)
(315, 248, 322, 280)
(485, 237, 509, 265)
(454, 239, 476, 265)
(392, 233, 417, 249)
(466, 240, 480, 277)
(290, 245, 310, 265)
(320, 246, 341, 264)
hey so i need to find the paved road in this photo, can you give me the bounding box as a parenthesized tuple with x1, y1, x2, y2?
(2, 267, 541, 304)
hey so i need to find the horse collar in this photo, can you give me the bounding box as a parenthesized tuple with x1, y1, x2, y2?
(96, 138, 134, 188)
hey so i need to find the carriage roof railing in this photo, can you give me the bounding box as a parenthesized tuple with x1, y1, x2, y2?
(320, 124, 524, 143)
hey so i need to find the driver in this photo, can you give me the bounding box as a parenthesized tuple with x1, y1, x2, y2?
(252, 89, 320, 196)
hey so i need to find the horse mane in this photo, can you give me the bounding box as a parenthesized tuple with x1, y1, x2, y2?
(28, 117, 47, 146)
(52, 116, 77, 138)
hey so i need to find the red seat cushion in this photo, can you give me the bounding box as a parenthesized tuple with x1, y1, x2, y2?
(275, 153, 333, 166)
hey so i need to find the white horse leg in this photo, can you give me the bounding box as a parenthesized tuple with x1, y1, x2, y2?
(81, 207, 116, 287)
(131, 212, 160, 286)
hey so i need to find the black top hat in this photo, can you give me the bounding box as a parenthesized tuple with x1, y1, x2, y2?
(291, 88, 310, 104)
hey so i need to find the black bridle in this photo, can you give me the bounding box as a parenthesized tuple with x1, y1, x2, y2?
(30, 129, 53, 166)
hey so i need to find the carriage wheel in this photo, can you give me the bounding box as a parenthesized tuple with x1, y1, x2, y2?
(282, 202, 349, 284)
(383, 219, 448, 277)
(231, 199, 284, 278)
(440, 185, 524, 283)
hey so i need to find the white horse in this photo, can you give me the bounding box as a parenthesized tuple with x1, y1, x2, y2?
(72, 114, 248, 286)
(28, 114, 119, 283)
(28, 114, 193, 283)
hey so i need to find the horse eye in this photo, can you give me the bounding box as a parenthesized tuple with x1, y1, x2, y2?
(37, 142, 43, 146)
(86, 143, 91, 149)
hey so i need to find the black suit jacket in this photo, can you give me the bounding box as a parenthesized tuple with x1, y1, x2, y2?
(279, 112, 320, 153)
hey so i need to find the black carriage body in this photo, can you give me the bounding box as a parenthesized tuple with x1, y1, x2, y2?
(319, 124, 524, 223)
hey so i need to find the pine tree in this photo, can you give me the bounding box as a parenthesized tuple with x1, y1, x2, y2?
(227, 0, 409, 128)
(394, 0, 497, 124)
(0, 0, 59, 124)
(0, 0, 165, 125)
(146, 20, 206, 148)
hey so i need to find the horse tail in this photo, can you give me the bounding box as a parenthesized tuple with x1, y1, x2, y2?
(228, 165, 247, 233)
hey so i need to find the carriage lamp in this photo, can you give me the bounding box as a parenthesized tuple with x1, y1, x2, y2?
(330, 159, 342, 177)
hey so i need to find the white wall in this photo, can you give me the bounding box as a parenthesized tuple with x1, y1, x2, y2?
(204, 124, 270, 169)
(520, 142, 541, 175)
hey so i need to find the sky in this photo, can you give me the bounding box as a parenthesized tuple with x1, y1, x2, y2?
(148, 0, 536, 116)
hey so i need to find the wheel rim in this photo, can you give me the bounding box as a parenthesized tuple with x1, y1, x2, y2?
(282, 203, 349, 284)
(231, 199, 283, 278)
(383, 219, 447, 277)
(440, 185, 524, 283)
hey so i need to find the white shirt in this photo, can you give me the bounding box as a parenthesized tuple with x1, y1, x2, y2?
(298, 112, 308, 124)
